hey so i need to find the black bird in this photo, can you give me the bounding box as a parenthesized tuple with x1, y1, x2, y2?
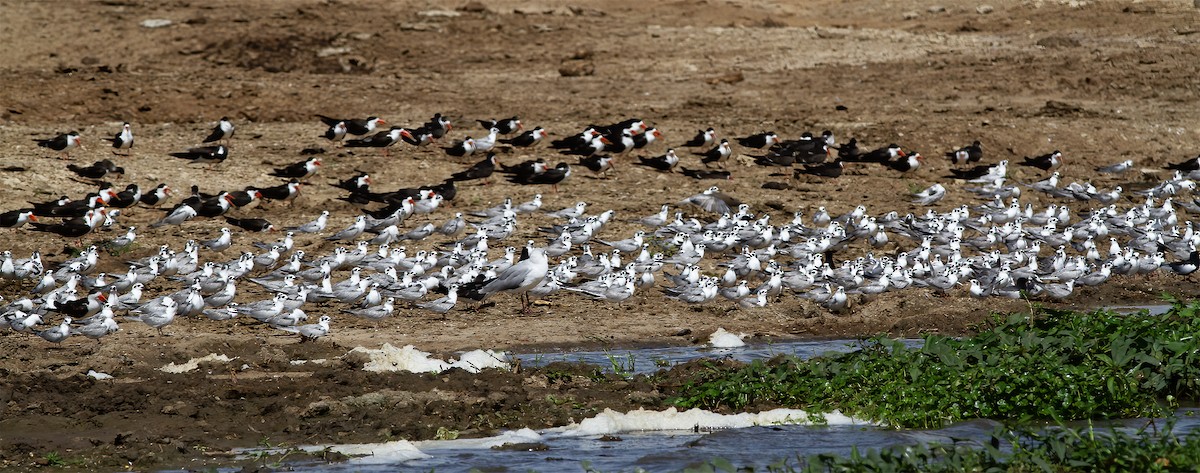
(551, 128, 598, 150)
(35, 131, 83, 159)
(795, 160, 844, 178)
(29, 196, 73, 216)
(681, 128, 716, 149)
(422, 113, 453, 139)
(636, 149, 680, 172)
(170, 145, 228, 168)
(450, 153, 500, 183)
(477, 116, 521, 135)
(226, 216, 275, 232)
(228, 188, 262, 208)
(194, 193, 235, 218)
(102, 122, 134, 155)
(767, 133, 829, 164)
(202, 117, 235, 143)
(1018, 150, 1063, 171)
(140, 184, 171, 207)
(427, 179, 457, 201)
(945, 140, 983, 165)
(67, 159, 124, 180)
(334, 173, 372, 193)
(499, 127, 547, 147)
(1165, 155, 1200, 172)
(108, 184, 142, 208)
(698, 139, 733, 167)
(499, 159, 548, 184)
(401, 127, 436, 147)
(736, 132, 780, 149)
(316, 115, 385, 137)
(885, 153, 924, 173)
(320, 121, 347, 143)
(578, 155, 616, 177)
(270, 157, 322, 180)
(848, 144, 904, 164)
(345, 127, 412, 157)
(836, 138, 861, 161)
(443, 137, 477, 157)
(948, 161, 1004, 180)
(259, 179, 301, 204)
(632, 128, 663, 149)
(680, 168, 733, 180)
(30, 213, 99, 238)
(510, 163, 570, 192)
(0, 209, 37, 228)
(1167, 250, 1200, 276)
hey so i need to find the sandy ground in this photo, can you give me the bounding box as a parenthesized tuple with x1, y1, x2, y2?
(0, 0, 1199, 469)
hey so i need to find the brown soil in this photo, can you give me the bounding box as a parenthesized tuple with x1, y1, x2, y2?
(1, 0, 1198, 470)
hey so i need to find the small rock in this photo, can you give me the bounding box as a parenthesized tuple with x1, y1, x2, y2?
(902, 11, 919, 20)
(927, 5, 946, 13)
(458, 1, 488, 13)
(558, 62, 594, 77)
(140, 18, 173, 28)
(317, 47, 351, 58)
(349, 32, 373, 41)
(81, 56, 100, 65)
(976, 5, 993, 14)
(418, 9, 460, 18)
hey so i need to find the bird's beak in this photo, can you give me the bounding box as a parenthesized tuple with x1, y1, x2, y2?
(28, 215, 38, 222)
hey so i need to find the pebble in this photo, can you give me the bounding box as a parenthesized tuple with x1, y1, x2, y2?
(976, 5, 994, 14)
(140, 19, 173, 28)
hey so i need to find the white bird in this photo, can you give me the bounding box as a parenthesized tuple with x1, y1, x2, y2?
(278, 315, 331, 342)
(326, 215, 367, 241)
(681, 186, 741, 215)
(344, 297, 395, 320)
(151, 204, 197, 228)
(126, 297, 178, 335)
(36, 317, 72, 343)
(460, 246, 549, 313)
(416, 285, 459, 315)
(911, 183, 946, 206)
(291, 210, 330, 233)
(201, 227, 233, 251)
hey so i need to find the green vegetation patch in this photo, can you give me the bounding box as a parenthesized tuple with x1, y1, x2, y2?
(671, 298, 1200, 428)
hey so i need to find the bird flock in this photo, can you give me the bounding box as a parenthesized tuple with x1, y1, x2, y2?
(3, 112, 1200, 345)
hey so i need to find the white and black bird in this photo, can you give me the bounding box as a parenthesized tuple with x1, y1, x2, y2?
(35, 131, 83, 159)
(680, 186, 742, 215)
(202, 117, 235, 144)
(102, 122, 134, 155)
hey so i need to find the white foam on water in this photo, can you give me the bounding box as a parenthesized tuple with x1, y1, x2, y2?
(708, 327, 747, 348)
(348, 343, 510, 374)
(159, 353, 234, 373)
(297, 407, 869, 465)
(553, 407, 865, 436)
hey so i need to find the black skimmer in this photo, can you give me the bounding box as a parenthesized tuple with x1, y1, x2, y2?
(561, 134, 611, 157)
(736, 132, 780, 149)
(632, 128, 663, 149)
(499, 127, 546, 147)
(202, 117, 235, 144)
(499, 158, 548, 184)
(849, 143, 905, 163)
(35, 131, 83, 159)
(510, 162, 570, 193)
(139, 184, 171, 207)
(334, 173, 371, 193)
(477, 116, 521, 135)
(0, 209, 37, 228)
(767, 132, 830, 164)
(636, 149, 679, 172)
(885, 153, 924, 173)
(259, 179, 301, 205)
(450, 153, 499, 183)
(316, 115, 385, 137)
(226, 216, 276, 232)
(427, 179, 457, 201)
(836, 138, 861, 160)
(422, 113, 453, 140)
(320, 121, 348, 143)
(108, 184, 143, 208)
(945, 140, 982, 165)
(578, 155, 616, 177)
(29, 195, 72, 216)
(1019, 150, 1063, 171)
(228, 188, 263, 208)
(948, 160, 1007, 180)
(67, 159, 124, 180)
(269, 157, 321, 180)
(102, 122, 133, 156)
(31, 209, 104, 238)
(698, 139, 733, 167)
(1165, 155, 1200, 172)
(551, 128, 599, 150)
(602, 131, 635, 155)
(795, 160, 844, 178)
(170, 145, 228, 169)
(401, 127, 436, 147)
(681, 128, 716, 149)
(680, 168, 732, 180)
(194, 192, 236, 218)
(345, 127, 412, 157)
(444, 137, 477, 157)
